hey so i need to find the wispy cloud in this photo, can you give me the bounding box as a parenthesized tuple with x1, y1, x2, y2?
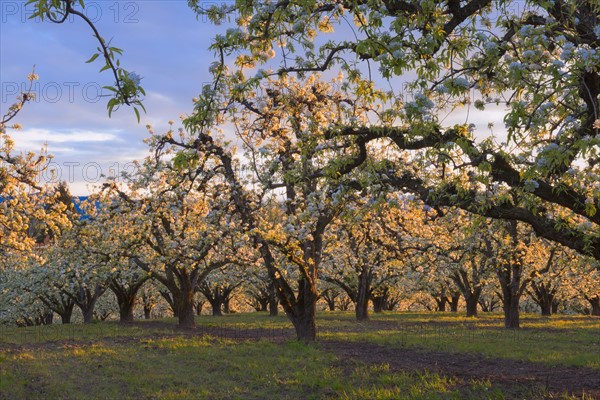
(13, 128, 120, 146)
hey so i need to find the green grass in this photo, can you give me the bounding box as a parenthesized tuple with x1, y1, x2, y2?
(0, 336, 506, 400)
(0, 312, 597, 399)
(316, 312, 600, 369)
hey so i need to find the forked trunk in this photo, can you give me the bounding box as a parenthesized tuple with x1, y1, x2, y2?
(43, 312, 53, 325)
(110, 279, 146, 323)
(529, 282, 555, 316)
(115, 292, 136, 323)
(325, 299, 336, 311)
(497, 260, 524, 329)
(59, 302, 74, 324)
(464, 287, 481, 317)
(435, 297, 447, 312)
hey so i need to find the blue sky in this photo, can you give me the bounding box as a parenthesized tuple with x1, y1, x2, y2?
(1, 1, 508, 195)
(1, 0, 228, 194)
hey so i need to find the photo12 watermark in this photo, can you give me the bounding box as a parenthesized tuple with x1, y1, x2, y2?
(37, 161, 140, 184)
(1, 81, 106, 104)
(1, 1, 140, 24)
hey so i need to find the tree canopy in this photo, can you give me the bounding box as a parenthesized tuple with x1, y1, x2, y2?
(183, 0, 599, 260)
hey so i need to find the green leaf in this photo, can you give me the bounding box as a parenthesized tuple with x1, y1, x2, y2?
(85, 53, 100, 64)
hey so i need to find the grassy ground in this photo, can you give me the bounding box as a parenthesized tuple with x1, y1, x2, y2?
(0, 312, 598, 399)
(316, 312, 600, 369)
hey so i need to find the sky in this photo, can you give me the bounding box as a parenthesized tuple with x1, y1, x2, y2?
(1, 0, 228, 194)
(1, 1, 509, 195)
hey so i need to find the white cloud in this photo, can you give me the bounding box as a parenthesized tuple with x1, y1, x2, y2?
(12, 128, 119, 146)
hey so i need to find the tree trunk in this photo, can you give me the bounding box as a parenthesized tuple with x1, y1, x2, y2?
(539, 297, 552, 316)
(325, 298, 336, 311)
(497, 262, 525, 329)
(60, 311, 72, 324)
(268, 282, 278, 316)
(355, 293, 369, 320)
(504, 295, 520, 329)
(355, 267, 371, 321)
(465, 295, 479, 317)
(195, 300, 205, 316)
(58, 302, 74, 324)
(588, 296, 600, 316)
(268, 296, 279, 316)
(177, 280, 196, 328)
(78, 291, 98, 324)
(144, 305, 152, 319)
(529, 282, 555, 316)
(258, 237, 318, 342)
(178, 288, 196, 328)
(287, 277, 318, 342)
(110, 279, 146, 323)
(112, 288, 136, 323)
(118, 301, 135, 322)
(435, 297, 447, 312)
(223, 298, 231, 314)
(372, 295, 384, 313)
(449, 294, 460, 312)
(551, 299, 559, 314)
(43, 312, 53, 325)
(81, 306, 95, 324)
(71, 284, 105, 324)
(210, 300, 223, 316)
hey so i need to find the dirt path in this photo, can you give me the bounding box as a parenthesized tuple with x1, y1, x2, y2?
(319, 340, 600, 399)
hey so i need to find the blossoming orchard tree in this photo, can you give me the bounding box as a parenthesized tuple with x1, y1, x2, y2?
(229, 76, 386, 340)
(322, 193, 436, 320)
(1, 72, 70, 273)
(322, 202, 391, 321)
(526, 242, 573, 315)
(0, 80, 76, 325)
(101, 126, 244, 328)
(243, 262, 279, 316)
(437, 212, 500, 317)
(160, 74, 385, 340)
(188, 0, 599, 266)
(566, 255, 600, 315)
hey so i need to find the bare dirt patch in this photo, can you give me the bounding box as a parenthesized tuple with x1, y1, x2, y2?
(319, 340, 600, 399)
